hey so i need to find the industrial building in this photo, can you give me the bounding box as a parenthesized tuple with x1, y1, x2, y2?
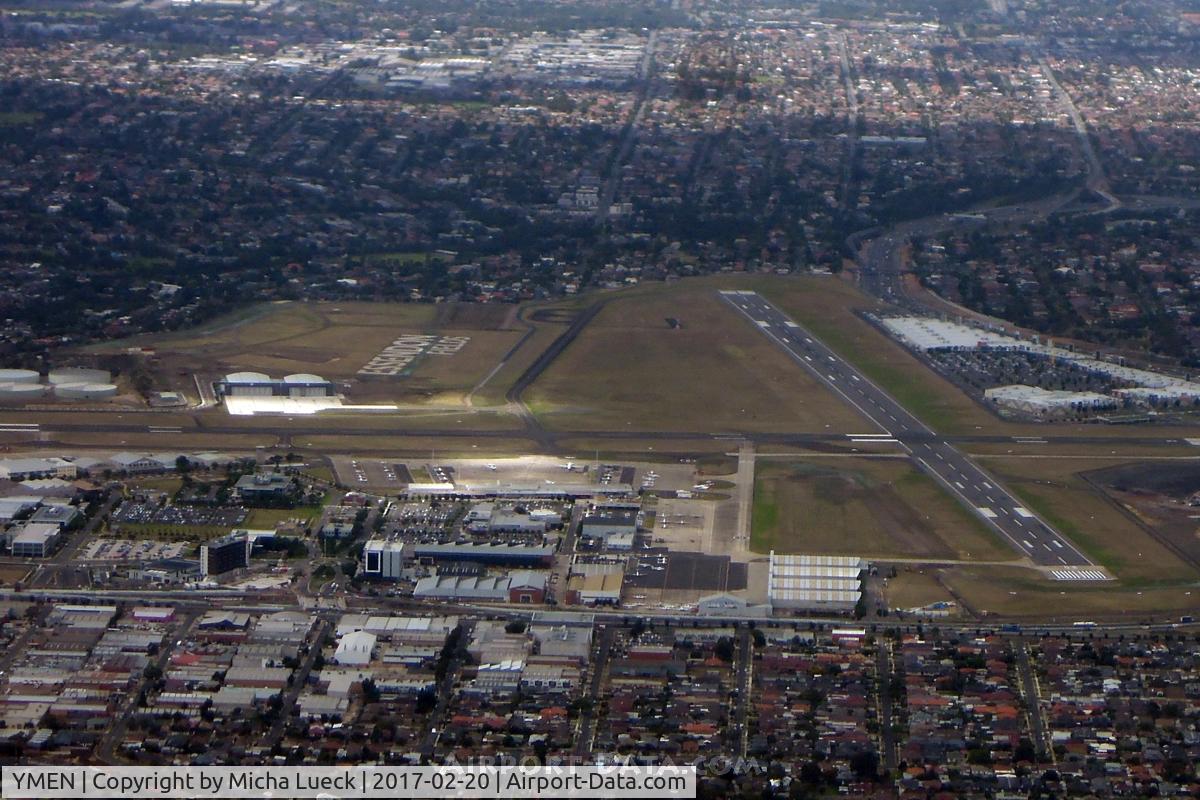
(362, 539, 407, 580)
(333, 631, 377, 667)
(134, 557, 202, 584)
(767, 552, 865, 614)
(565, 571, 623, 606)
(411, 482, 634, 500)
(579, 504, 638, 542)
(200, 533, 252, 577)
(0, 458, 77, 481)
(412, 575, 512, 602)
(881, 315, 1200, 409)
(409, 541, 556, 568)
(413, 571, 548, 603)
(8, 522, 62, 558)
(985, 385, 1118, 418)
(508, 570, 548, 604)
(335, 615, 459, 645)
(487, 511, 547, 535)
(217, 372, 336, 399)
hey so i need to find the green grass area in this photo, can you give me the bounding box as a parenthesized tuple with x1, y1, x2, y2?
(0, 112, 42, 127)
(940, 565, 1200, 620)
(885, 567, 959, 612)
(128, 476, 184, 495)
(82, 297, 527, 406)
(526, 280, 867, 433)
(243, 506, 322, 530)
(362, 251, 433, 267)
(115, 523, 227, 541)
(302, 465, 336, 483)
(751, 458, 1012, 560)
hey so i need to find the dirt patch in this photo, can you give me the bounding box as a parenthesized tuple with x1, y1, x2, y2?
(1088, 461, 1200, 499)
(862, 482, 956, 560)
(433, 303, 515, 330)
(0, 565, 32, 585)
(528, 309, 578, 324)
(1084, 462, 1200, 569)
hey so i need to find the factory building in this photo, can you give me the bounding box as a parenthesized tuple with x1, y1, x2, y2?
(200, 533, 252, 577)
(217, 372, 336, 399)
(767, 552, 865, 614)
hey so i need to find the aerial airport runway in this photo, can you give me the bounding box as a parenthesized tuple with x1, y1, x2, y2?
(719, 290, 1096, 570)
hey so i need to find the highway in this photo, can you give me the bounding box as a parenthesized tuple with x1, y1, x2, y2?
(719, 289, 1096, 570)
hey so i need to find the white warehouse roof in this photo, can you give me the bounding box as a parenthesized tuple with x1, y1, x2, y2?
(224, 371, 272, 383)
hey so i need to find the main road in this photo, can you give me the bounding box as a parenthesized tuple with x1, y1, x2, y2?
(719, 289, 1095, 570)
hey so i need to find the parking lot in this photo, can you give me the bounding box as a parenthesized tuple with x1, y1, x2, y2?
(380, 501, 461, 539)
(111, 502, 247, 528)
(79, 539, 189, 561)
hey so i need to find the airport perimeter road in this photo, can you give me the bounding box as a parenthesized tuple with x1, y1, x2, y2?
(719, 290, 1094, 569)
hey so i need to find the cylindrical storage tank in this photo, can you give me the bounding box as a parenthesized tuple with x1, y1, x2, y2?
(48, 367, 111, 385)
(54, 382, 118, 400)
(0, 382, 47, 401)
(0, 369, 40, 384)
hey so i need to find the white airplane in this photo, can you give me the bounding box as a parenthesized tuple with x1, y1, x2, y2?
(560, 461, 575, 470)
(486, 464, 498, 471)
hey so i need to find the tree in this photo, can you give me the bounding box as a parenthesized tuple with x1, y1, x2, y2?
(849, 750, 879, 780)
(715, 636, 735, 663)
